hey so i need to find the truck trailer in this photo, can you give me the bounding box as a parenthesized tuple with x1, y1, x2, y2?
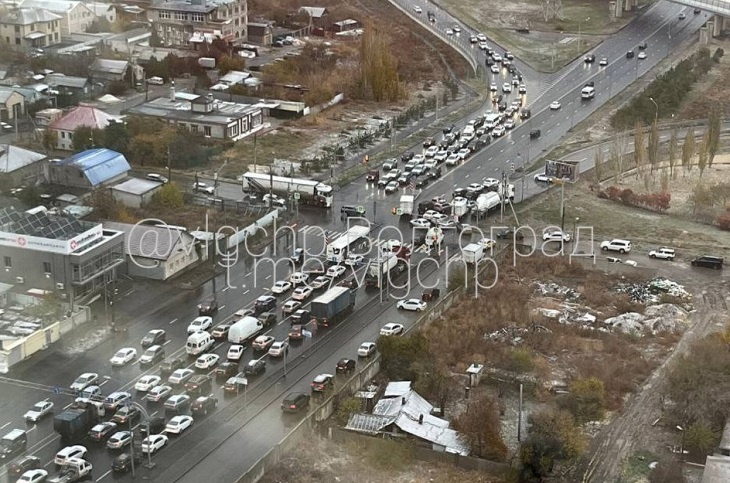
(462, 243, 485, 264)
(241, 172, 333, 208)
(310, 286, 356, 327)
(399, 195, 415, 218)
(475, 192, 501, 214)
(228, 316, 264, 344)
(365, 253, 407, 288)
(53, 401, 99, 443)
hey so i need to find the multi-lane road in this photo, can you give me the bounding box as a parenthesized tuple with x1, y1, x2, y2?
(0, 1, 711, 482)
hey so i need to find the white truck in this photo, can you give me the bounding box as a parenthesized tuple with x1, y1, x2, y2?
(241, 172, 334, 208)
(452, 197, 469, 217)
(424, 226, 444, 248)
(581, 85, 595, 100)
(498, 183, 515, 201)
(399, 195, 415, 218)
(48, 458, 92, 483)
(475, 192, 501, 214)
(365, 252, 407, 288)
(462, 243, 485, 264)
(228, 316, 264, 344)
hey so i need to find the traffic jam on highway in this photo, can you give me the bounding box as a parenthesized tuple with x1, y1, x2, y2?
(1, 3, 712, 483)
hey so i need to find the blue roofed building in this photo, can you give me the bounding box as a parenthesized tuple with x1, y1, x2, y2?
(48, 148, 131, 189)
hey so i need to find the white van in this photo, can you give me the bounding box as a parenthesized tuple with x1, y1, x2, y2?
(186, 332, 214, 356)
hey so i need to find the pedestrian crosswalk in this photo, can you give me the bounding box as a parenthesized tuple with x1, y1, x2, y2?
(296, 225, 431, 254)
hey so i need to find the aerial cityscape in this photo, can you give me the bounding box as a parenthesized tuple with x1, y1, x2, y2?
(0, 0, 728, 481)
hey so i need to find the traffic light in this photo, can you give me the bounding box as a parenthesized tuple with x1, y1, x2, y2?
(510, 163, 515, 172)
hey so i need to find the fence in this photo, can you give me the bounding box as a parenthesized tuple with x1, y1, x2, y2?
(227, 209, 279, 249)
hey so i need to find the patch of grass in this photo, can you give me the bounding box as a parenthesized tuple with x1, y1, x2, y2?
(362, 439, 414, 471)
(622, 450, 660, 481)
(220, 129, 318, 178)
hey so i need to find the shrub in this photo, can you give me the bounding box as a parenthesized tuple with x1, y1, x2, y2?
(716, 211, 730, 230)
(334, 397, 362, 426)
(557, 377, 606, 423)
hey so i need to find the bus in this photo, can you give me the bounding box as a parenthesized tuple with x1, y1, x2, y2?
(326, 225, 370, 263)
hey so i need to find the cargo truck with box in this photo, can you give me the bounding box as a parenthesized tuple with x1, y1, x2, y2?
(310, 286, 356, 327)
(399, 195, 415, 218)
(228, 316, 264, 344)
(365, 253, 407, 289)
(53, 401, 99, 443)
(462, 243, 485, 264)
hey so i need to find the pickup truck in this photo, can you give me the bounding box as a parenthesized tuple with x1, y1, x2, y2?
(48, 458, 92, 483)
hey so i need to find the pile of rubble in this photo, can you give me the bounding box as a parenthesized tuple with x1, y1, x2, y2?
(485, 324, 552, 345)
(603, 303, 690, 335)
(615, 278, 692, 304)
(533, 282, 580, 301)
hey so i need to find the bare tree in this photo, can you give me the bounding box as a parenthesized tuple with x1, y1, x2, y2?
(648, 120, 660, 174)
(593, 146, 605, 183)
(668, 128, 679, 180)
(611, 130, 629, 183)
(681, 128, 695, 176)
(634, 122, 645, 179)
(708, 107, 721, 167)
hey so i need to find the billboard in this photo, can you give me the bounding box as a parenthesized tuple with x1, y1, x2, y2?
(544, 160, 579, 182)
(0, 224, 103, 255)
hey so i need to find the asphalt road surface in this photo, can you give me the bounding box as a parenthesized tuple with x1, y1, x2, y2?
(0, 2, 710, 482)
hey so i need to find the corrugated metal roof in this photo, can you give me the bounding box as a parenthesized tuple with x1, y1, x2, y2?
(103, 221, 196, 261)
(21, 0, 87, 14)
(59, 149, 130, 186)
(394, 413, 469, 455)
(90, 59, 129, 75)
(383, 381, 412, 398)
(0, 145, 45, 173)
(300, 6, 326, 18)
(2, 7, 61, 25)
(45, 73, 89, 89)
(346, 413, 395, 434)
(49, 105, 120, 132)
(112, 178, 161, 195)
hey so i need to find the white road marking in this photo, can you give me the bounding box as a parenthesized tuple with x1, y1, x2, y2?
(169, 318, 178, 325)
(222, 287, 229, 292)
(0, 422, 9, 430)
(243, 290, 249, 295)
(265, 275, 272, 280)
(219, 305, 226, 310)
(163, 340, 171, 346)
(97, 470, 112, 482)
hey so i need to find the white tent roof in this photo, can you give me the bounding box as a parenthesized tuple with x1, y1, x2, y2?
(98, 94, 121, 103)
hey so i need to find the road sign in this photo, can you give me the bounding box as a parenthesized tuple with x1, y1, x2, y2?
(356, 206, 365, 214)
(294, 192, 300, 200)
(53, 386, 60, 394)
(396, 208, 403, 216)
(302, 330, 313, 338)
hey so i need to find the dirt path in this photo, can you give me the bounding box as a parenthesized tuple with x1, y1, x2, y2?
(579, 275, 730, 482)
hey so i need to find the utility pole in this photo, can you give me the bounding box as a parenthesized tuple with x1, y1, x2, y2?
(167, 146, 172, 182)
(517, 383, 523, 442)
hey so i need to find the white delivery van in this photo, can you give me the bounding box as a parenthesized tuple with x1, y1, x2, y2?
(228, 316, 264, 344)
(186, 331, 214, 356)
(581, 86, 595, 100)
(462, 243, 485, 264)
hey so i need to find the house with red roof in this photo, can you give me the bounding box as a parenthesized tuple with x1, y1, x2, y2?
(48, 104, 122, 150)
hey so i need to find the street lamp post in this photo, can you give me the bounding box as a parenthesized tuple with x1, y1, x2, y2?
(572, 217, 580, 242)
(577, 17, 590, 54)
(677, 425, 686, 461)
(649, 97, 658, 124)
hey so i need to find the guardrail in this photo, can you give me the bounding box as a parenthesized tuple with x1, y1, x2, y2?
(386, 0, 482, 78)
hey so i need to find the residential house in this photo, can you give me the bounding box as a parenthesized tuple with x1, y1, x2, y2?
(20, 0, 95, 35)
(0, 144, 46, 185)
(127, 91, 263, 142)
(48, 104, 122, 150)
(300, 6, 327, 26)
(246, 21, 272, 46)
(102, 221, 201, 280)
(146, 0, 247, 48)
(85, 2, 116, 23)
(45, 73, 93, 106)
(111, 178, 161, 208)
(332, 19, 359, 32)
(0, 89, 25, 121)
(89, 58, 129, 83)
(102, 28, 151, 54)
(346, 381, 470, 456)
(47, 148, 130, 189)
(0, 7, 62, 49)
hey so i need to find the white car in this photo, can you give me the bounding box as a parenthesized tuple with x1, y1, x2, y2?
(422, 210, 440, 221)
(434, 150, 448, 162)
(192, 182, 214, 195)
(195, 353, 220, 370)
(431, 213, 448, 224)
(380, 323, 405, 336)
(290, 272, 309, 285)
(492, 125, 506, 137)
(357, 342, 377, 357)
(146, 385, 173, 402)
(24, 400, 54, 422)
(282, 299, 301, 314)
(445, 28, 454, 35)
(549, 101, 561, 110)
(345, 254, 364, 266)
(600, 239, 632, 254)
(326, 265, 346, 278)
(106, 431, 132, 449)
(446, 154, 461, 166)
(385, 181, 399, 193)
(397, 298, 427, 311)
(453, 26, 461, 33)
(292, 286, 314, 301)
(309, 275, 331, 290)
(457, 148, 470, 160)
(504, 119, 515, 129)
(479, 238, 496, 249)
(168, 368, 194, 385)
(80, 385, 101, 399)
(482, 177, 500, 189)
(271, 280, 292, 294)
(55, 445, 87, 466)
(649, 247, 675, 260)
(71, 372, 98, 392)
(518, 84, 527, 93)
(165, 415, 193, 435)
(425, 145, 439, 157)
(134, 375, 161, 392)
(489, 82, 497, 92)
(502, 82, 512, 93)
(227, 344, 245, 361)
(141, 434, 168, 454)
(413, 5, 422, 13)
(268, 340, 289, 357)
(492, 53, 502, 62)
(18, 469, 48, 483)
(110, 347, 137, 366)
(490, 64, 500, 74)
(543, 230, 571, 242)
(411, 218, 431, 228)
(534, 173, 553, 183)
(599, 57, 608, 66)
(467, 183, 483, 193)
(187, 316, 213, 334)
(262, 193, 286, 207)
(638, 51, 646, 59)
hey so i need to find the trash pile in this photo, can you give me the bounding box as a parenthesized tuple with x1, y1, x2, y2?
(533, 305, 599, 329)
(533, 281, 580, 300)
(615, 278, 691, 304)
(603, 304, 690, 335)
(485, 324, 552, 345)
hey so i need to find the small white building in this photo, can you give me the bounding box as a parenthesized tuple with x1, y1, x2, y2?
(111, 178, 162, 208)
(103, 222, 201, 280)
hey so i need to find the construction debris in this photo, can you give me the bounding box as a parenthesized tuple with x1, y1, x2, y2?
(615, 278, 691, 304)
(533, 282, 580, 300)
